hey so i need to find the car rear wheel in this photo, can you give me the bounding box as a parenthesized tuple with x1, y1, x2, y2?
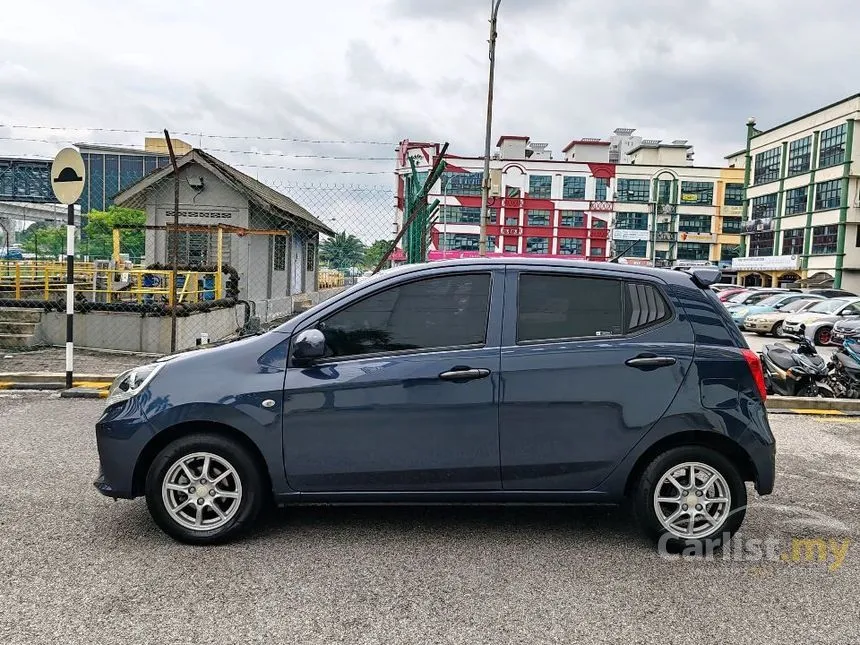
(771, 321, 783, 337)
(145, 434, 266, 544)
(633, 446, 747, 552)
(814, 326, 832, 346)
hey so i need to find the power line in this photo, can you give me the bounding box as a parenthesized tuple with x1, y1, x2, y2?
(0, 124, 396, 146)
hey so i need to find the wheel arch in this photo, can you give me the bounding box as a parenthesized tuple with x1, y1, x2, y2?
(623, 431, 757, 498)
(132, 421, 272, 497)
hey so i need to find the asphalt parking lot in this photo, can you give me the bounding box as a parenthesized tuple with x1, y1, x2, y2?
(1, 393, 858, 644)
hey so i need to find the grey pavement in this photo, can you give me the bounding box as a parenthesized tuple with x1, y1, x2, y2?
(0, 393, 859, 644)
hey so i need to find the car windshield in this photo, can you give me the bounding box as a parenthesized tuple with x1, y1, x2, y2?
(808, 299, 848, 314)
(727, 291, 752, 303)
(784, 299, 817, 312)
(757, 294, 787, 307)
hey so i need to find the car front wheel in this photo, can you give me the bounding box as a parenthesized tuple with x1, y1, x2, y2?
(633, 446, 747, 551)
(814, 326, 832, 346)
(145, 434, 266, 544)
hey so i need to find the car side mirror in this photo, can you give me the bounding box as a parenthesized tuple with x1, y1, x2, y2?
(292, 328, 326, 363)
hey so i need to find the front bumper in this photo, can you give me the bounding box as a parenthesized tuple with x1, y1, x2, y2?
(745, 318, 778, 333)
(93, 399, 155, 499)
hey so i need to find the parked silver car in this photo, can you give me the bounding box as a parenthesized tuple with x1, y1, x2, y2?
(782, 297, 860, 345)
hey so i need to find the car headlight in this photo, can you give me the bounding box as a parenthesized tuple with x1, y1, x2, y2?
(105, 363, 164, 407)
(734, 308, 748, 318)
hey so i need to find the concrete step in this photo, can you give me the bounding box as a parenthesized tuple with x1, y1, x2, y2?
(0, 321, 37, 335)
(0, 333, 36, 349)
(0, 308, 42, 323)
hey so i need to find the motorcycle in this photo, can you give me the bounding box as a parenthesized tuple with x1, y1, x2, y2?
(759, 327, 831, 397)
(824, 336, 860, 399)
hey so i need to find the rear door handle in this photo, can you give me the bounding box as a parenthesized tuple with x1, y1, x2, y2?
(625, 355, 677, 369)
(439, 367, 491, 381)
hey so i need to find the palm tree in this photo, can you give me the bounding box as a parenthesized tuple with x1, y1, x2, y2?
(320, 232, 366, 270)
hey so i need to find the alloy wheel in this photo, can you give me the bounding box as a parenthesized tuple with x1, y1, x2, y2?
(653, 462, 732, 539)
(161, 452, 243, 531)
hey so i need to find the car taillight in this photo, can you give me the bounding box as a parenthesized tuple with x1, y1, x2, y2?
(742, 348, 767, 401)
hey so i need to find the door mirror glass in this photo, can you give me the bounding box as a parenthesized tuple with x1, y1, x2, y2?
(293, 328, 326, 362)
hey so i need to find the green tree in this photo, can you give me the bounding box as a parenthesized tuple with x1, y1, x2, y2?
(363, 239, 393, 269)
(84, 206, 146, 260)
(19, 222, 70, 258)
(320, 232, 366, 270)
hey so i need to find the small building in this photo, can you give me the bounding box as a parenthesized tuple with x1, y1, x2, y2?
(736, 93, 859, 289)
(114, 149, 335, 315)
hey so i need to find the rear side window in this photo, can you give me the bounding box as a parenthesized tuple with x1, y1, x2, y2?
(320, 273, 491, 357)
(625, 282, 670, 331)
(517, 273, 671, 343)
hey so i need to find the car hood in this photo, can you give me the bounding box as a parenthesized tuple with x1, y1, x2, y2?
(786, 312, 833, 324)
(746, 310, 786, 321)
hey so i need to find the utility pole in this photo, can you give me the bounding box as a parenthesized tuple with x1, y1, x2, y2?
(478, 0, 502, 257)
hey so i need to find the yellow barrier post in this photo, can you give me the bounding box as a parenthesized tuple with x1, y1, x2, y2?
(14, 263, 21, 299)
(216, 227, 223, 300)
(43, 266, 50, 300)
(112, 229, 121, 264)
(168, 271, 174, 307)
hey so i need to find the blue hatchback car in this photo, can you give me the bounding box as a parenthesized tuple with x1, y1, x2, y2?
(95, 259, 775, 547)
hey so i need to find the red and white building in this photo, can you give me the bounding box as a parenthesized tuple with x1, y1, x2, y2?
(395, 136, 616, 262)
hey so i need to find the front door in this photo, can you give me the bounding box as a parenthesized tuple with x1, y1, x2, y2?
(282, 268, 504, 491)
(499, 268, 695, 491)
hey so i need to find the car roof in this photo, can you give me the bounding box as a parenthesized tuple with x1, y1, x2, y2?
(381, 258, 698, 285)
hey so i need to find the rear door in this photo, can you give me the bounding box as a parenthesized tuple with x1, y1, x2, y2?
(499, 267, 695, 491)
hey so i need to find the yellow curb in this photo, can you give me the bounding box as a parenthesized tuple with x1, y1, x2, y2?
(789, 409, 845, 415)
(72, 381, 111, 389)
(0, 382, 11, 390)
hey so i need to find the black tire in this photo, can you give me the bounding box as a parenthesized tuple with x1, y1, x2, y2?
(814, 326, 832, 346)
(145, 433, 267, 544)
(771, 321, 783, 337)
(633, 446, 747, 553)
(755, 332, 765, 336)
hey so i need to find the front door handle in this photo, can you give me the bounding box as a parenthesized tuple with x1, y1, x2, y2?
(625, 355, 677, 369)
(438, 367, 491, 381)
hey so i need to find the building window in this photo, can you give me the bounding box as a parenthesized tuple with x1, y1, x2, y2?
(440, 233, 496, 251)
(504, 243, 518, 253)
(441, 207, 499, 225)
(811, 225, 838, 255)
(320, 273, 491, 357)
(656, 180, 672, 205)
(620, 240, 647, 257)
(680, 181, 714, 205)
(592, 218, 607, 229)
(559, 210, 585, 227)
(617, 178, 650, 203)
(720, 246, 739, 262)
(722, 217, 742, 234)
(526, 237, 549, 254)
(516, 274, 623, 342)
(590, 246, 604, 257)
(273, 236, 287, 271)
(782, 228, 805, 255)
(505, 215, 519, 226)
(678, 214, 712, 233)
(750, 193, 778, 220)
(676, 242, 710, 261)
(615, 212, 648, 230)
(595, 177, 609, 201)
(818, 123, 847, 169)
(753, 147, 781, 184)
(787, 136, 812, 176)
(750, 232, 775, 257)
(529, 175, 552, 198)
(442, 171, 483, 196)
(815, 179, 842, 211)
(558, 238, 584, 255)
(506, 186, 521, 198)
(724, 183, 744, 206)
(785, 186, 809, 215)
(562, 176, 586, 200)
(526, 209, 551, 226)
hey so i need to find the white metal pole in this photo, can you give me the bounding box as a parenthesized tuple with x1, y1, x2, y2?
(478, 0, 502, 257)
(443, 180, 448, 259)
(65, 204, 74, 388)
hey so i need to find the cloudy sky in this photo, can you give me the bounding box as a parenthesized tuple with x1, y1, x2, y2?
(1, 0, 858, 236)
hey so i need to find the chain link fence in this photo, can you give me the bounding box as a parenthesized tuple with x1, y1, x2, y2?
(1, 152, 395, 361)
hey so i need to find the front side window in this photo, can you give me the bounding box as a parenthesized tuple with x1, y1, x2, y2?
(529, 175, 552, 198)
(320, 273, 491, 358)
(680, 181, 714, 205)
(753, 147, 781, 184)
(819, 123, 847, 169)
(562, 176, 586, 200)
(517, 274, 623, 342)
(788, 136, 812, 175)
(617, 178, 650, 203)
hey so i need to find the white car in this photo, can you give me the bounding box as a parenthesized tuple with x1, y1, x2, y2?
(782, 298, 860, 345)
